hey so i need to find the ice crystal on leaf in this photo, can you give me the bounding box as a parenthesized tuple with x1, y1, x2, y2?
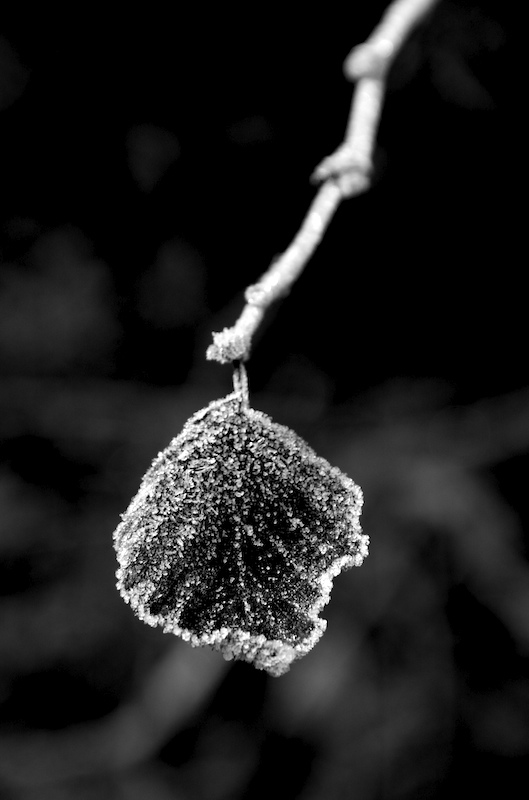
(114, 380, 367, 676)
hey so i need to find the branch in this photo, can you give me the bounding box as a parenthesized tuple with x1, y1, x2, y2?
(206, 0, 440, 365)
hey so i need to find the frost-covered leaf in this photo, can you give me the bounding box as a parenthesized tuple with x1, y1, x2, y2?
(114, 391, 367, 676)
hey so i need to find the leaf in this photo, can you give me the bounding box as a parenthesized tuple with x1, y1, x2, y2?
(113, 391, 367, 676)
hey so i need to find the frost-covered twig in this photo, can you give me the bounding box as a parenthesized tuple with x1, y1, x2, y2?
(206, 181, 342, 364)
(207, 0, 439, 365)
(315, 0, 439, 187)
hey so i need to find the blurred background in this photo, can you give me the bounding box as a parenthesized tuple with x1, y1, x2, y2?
(0, 2, 523, 799)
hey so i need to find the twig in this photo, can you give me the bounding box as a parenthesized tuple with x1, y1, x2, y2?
(206, 0, 440, 365)
(207, 181, 343, 364)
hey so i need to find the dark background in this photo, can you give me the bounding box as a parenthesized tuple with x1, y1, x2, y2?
(1, 3, 524, 799)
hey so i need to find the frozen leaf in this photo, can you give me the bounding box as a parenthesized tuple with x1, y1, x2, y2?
(113, 383, 367, 677)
